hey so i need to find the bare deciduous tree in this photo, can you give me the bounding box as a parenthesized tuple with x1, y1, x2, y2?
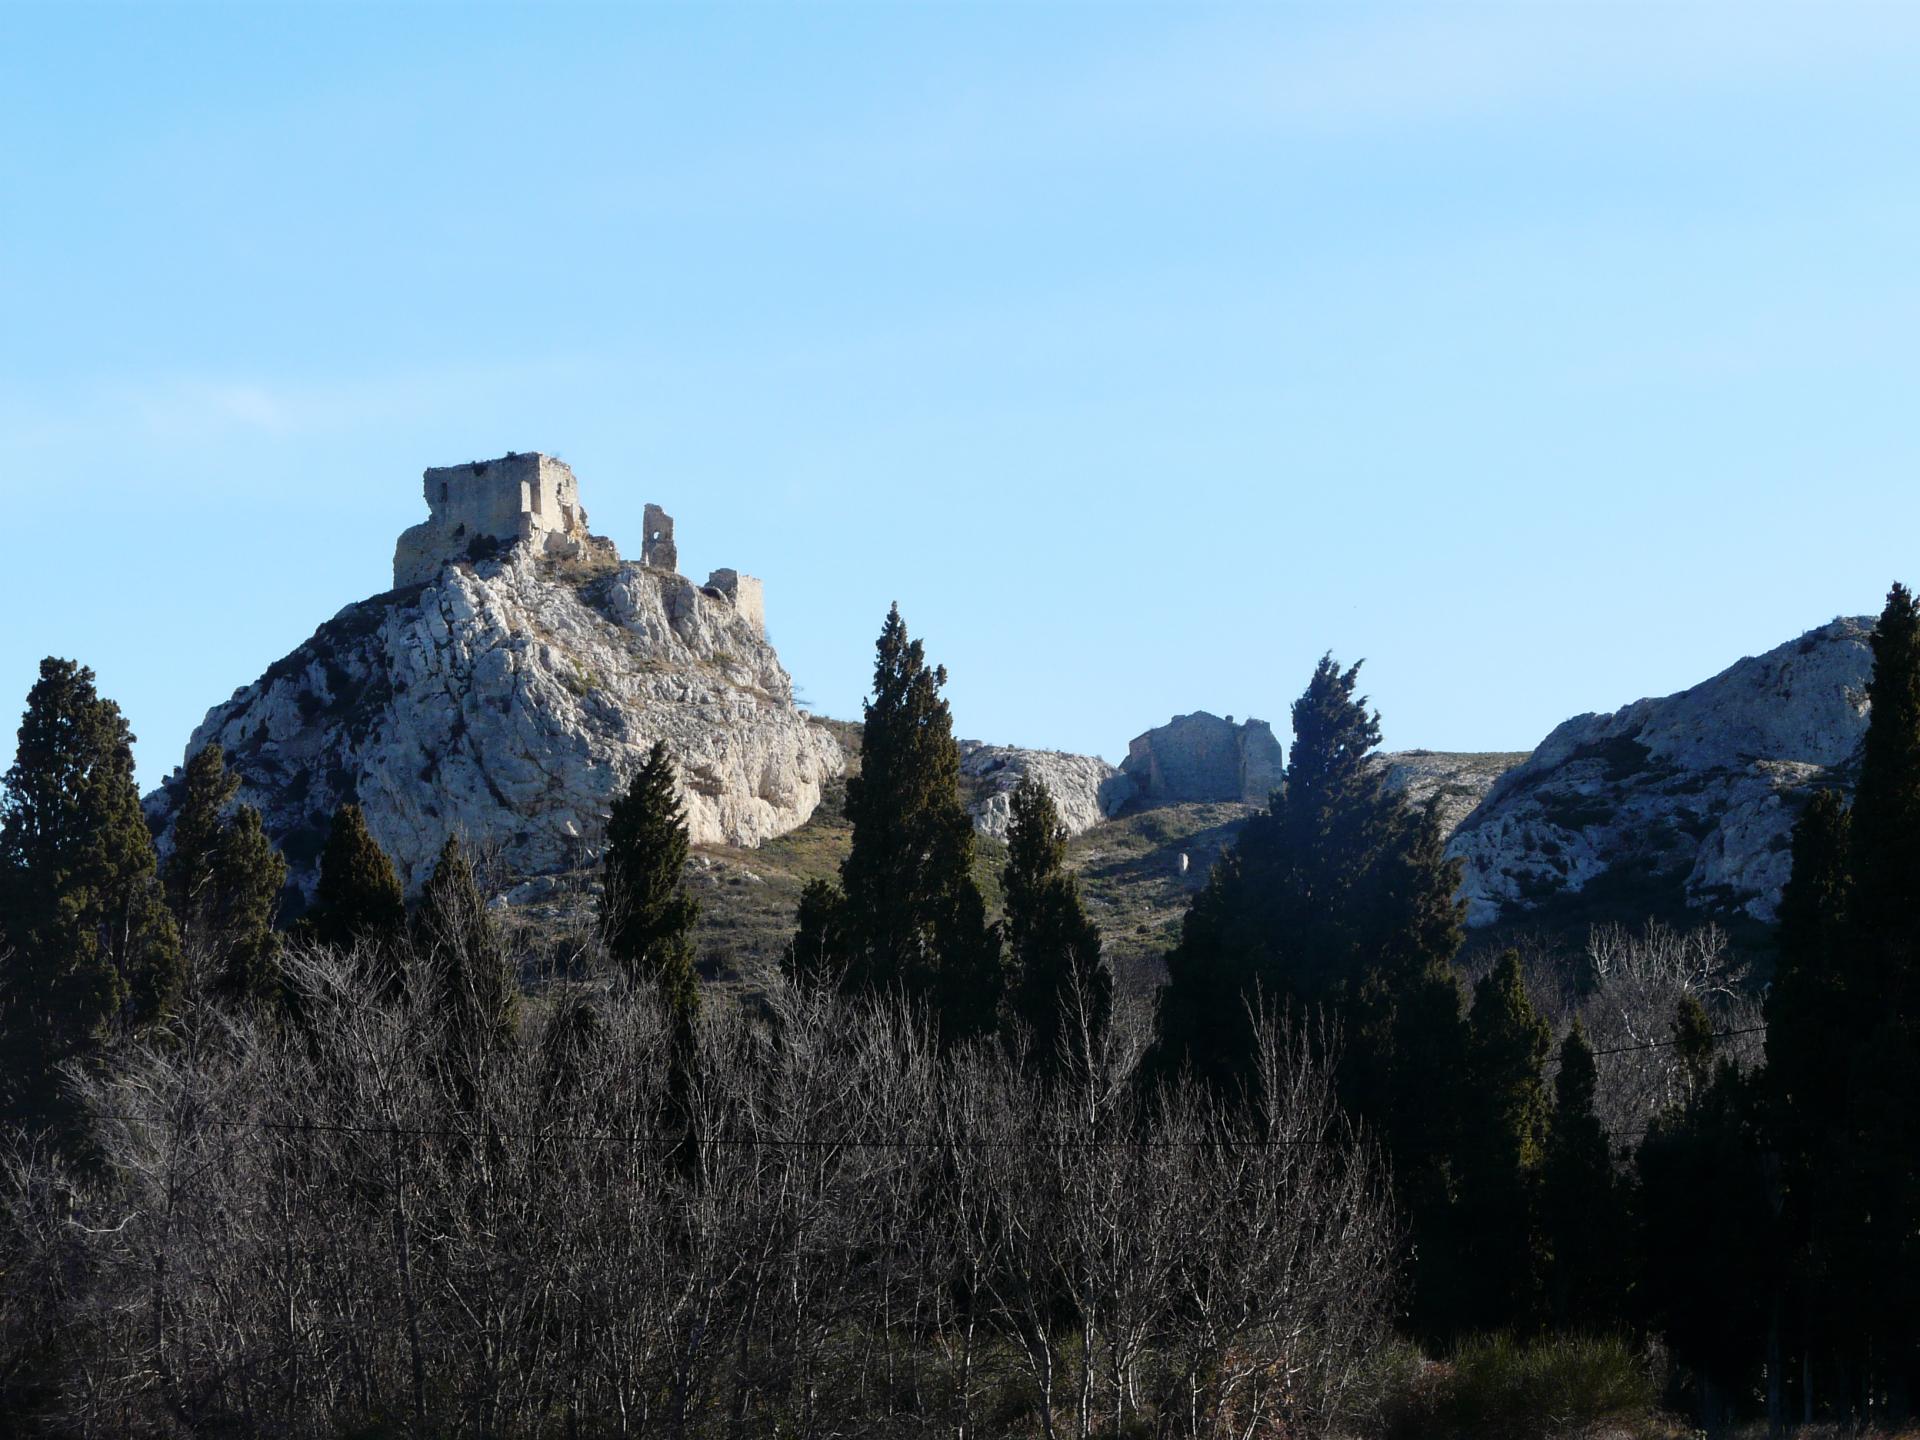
(0, 933, 1399, 1438)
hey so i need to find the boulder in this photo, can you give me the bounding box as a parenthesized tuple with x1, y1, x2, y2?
(959, 743, 1137, 840)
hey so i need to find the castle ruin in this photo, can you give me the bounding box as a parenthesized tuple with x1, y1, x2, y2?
(393, 452, 766, 636)
(395, 453, 591, 587)
(641, 503, 676, 570)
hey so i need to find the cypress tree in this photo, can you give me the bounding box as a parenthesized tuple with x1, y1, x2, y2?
(1380, 950, 1472, 1342)
(1539, 1020, 1626, 1331)
(1454, 951, 1551, 1333)
(1849, 584, 1920, 1005)
(804, 605, 1002, 1043)
(1150, 848, 1264, 1094)
(1272, 656, 1403, 1001)
(1825, 583, 1920, 1417)
(600, 741, 700, 1030)
(1769, 788, 1855, 1129)
(308, 803, 405, 954)
(0, 658, 183, 1138)
(1767, 787, 1857, 1399)
(1001, 776, 1109, 1071)
(1153, 656, 1461, 1087)
(1636, 1061, 1777, 1429)
(785, 878, 846, 989)
(159, 743, 286, 1003)
(414, 837, 519, 1052)
(1355, 802, 1474, 1337)
(1148, 657, 1479, 1334)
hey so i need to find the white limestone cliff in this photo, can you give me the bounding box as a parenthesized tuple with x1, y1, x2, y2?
(959, 742, 1138, 840)
(148, 534, 843, 899)
(1448, 617, 1872, 927)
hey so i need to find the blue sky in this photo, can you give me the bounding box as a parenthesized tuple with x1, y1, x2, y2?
(5, 1, 1919, 790)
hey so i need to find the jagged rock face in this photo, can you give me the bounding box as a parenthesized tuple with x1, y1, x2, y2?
(147, 543, 845, 898)
(1121, 712, 1284, 806)
(959, 743, 1138, 840)
(1449, 617, 1872, 928)
(1380, 750, 1530, 838)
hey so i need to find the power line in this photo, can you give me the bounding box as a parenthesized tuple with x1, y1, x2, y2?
(1587, 1022, 1767, 1058)
(88, 1029, 1767, 1155)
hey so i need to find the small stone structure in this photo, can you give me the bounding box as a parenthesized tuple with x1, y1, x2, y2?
(1121, 712, 1284, 807)
(394, 452, 592, 587)
(642, 504, 677, 571)
(705, 569, 765, 637)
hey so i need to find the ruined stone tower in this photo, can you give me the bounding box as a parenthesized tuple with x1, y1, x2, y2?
(641, 503, 677, 570)
(394, 452, 591, 587)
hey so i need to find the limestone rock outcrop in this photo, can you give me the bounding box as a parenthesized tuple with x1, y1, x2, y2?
(1449, 617, 1872, 927)
(1120, 712, 1284, 807)
(959, 743, 1138, 840)
(1379, 750, 1530, 838)
(148, 471, 843, 900)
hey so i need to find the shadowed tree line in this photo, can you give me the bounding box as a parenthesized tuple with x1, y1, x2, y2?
(5, 589, 1920, 1434)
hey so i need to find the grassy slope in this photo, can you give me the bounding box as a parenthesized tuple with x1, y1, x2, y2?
(684, 783, 1255, 998)
(524, 731, 1768, 1005)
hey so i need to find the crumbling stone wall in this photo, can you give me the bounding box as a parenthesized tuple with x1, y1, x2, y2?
(642, 504, 678, 571)
(1120, 712, 1284, 806)
(394, 453, 591, 587)
(705, 568, 765, 636)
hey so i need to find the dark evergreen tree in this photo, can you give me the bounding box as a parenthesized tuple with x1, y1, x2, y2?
(1149, 656, 1473, 1333)
(1153, 656, 1462, 1087)
(0, 659, 183, 1139)
(1539, 1020, 1626, 1332)
(159, 743, 286, 1003)
(414, 837, 519, 1052)
(1766, 788, 1858, 1411)
(1672, 992, 1715, 1104)
(1379, 949, 1472, 1342)
(1636, 1061, 1779, 1430)
(1828, 584, 1920, 1414)
(1148, 848, 1264, 1095)
(1453, 951, 1550, 1333)
(1001, 776, 1109, 1070)
(785, 878, 846, 989)
(307, 803, 405, 955)
(1849, 584, 1920, 1007)
(1769, 788, 1855, 1136)
(1154, 658, 1365, 1081)
(600, 741, 700, 1031)
(799, 605, 1002, 1043)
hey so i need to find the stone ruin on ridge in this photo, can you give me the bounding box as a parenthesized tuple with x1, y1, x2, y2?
(392, 451, 765, 635)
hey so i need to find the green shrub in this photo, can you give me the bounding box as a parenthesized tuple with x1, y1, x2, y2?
(1384, 1333, 1657, 1440)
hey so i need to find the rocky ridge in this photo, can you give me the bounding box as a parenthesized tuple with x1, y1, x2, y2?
(1449, 617, 1872, 928)
(1379, 750, 1530, 838)
(147, 540, 844, 899)
(958, 742, 1138, 840)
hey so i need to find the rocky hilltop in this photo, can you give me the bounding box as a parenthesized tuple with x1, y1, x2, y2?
(958, 743, 1137, 840)
(147, 455, 843, 898)
(1450, 617, 1872, 928)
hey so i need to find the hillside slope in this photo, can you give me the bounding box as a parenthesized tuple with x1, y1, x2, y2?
(1450, 616, 1871, 930)
(146, 542, 844, 900)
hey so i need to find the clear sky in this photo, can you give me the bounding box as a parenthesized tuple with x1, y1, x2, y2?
(5, 1, 1919, 791)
